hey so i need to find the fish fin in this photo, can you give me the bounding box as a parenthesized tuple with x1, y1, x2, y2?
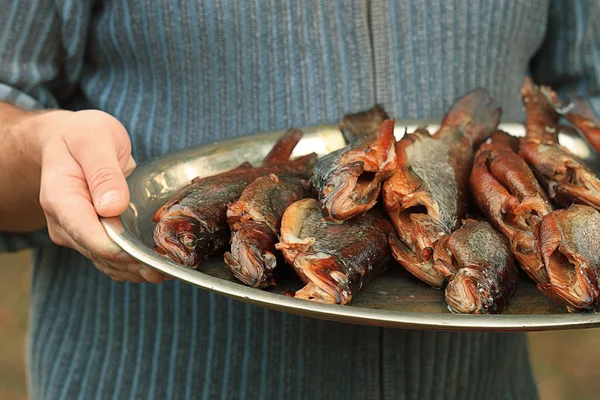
(435, 87, 501, 147)
(490, 130, 520, 153)
(339, 104, 389, 144)
(564, 95, 600, 123)
(263, 128, 303, 165)
(231, 162, 253, 171)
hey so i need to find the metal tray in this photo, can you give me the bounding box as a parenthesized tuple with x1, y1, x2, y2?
(101, 120, 600, 331)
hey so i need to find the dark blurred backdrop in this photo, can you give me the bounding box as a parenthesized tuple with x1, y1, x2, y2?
(1, 250, 599, 400)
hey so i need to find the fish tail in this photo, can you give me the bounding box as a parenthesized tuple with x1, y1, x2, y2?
(437, 87, 502, 147)
(263, 128, 303, 165)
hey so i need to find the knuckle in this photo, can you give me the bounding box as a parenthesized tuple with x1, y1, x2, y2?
(87, 167, 123, 192)
(48, 226, 69, 247)
(39, 189, 57, 214)
(73, 110, 131, 147)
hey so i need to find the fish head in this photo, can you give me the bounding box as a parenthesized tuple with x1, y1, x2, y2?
(153, 215, 211, 267)
(445, 269, 486, 314)
(224, 222, 279, 288)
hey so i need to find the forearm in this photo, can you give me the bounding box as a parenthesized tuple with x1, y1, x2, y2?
(0, 102, 63, 232)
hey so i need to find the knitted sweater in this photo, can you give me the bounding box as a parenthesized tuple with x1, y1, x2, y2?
(1, 1, 598, 399)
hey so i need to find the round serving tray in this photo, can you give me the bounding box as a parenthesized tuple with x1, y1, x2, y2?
(101, 120, 600, 331)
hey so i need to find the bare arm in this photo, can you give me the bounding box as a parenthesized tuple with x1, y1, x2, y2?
(0, 103, 61, 232)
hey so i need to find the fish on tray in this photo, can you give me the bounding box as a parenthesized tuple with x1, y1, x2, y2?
(432, 220, 518, 314)
(153, 129, 317, 268)
(518, 77, 600, 210)
(470, 130, 553, 284)
(311, 119, 397, 223)
(224, 174, 312, 288)
(275, 198, 397, 305)
(538, 205, 600, 312)
(383, 88, 501, 287)
(471, 128, 600, 312)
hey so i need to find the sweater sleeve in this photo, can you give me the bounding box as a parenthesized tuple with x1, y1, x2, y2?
(0, 0, 93, 252)
(530, 0, 600, 114)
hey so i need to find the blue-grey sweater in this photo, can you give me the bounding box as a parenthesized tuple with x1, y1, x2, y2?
(1, 1, 599, 399)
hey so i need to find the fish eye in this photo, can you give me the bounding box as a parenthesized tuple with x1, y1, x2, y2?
(180, 233, 197, 249)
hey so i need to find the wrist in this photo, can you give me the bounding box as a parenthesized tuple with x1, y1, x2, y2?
(8, 106, 73, 168)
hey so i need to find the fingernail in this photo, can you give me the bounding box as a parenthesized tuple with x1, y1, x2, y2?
(138, 268, 151, 281)
(97, 189, 123, 209)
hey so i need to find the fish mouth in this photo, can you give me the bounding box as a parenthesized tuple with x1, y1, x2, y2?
(541, 241, 599, 312)
(224, 222, 279, 288)
(321, 120, 396, 222)
(385, 193, 447, 288)
(551, 165, 600, 209)
(390, 189, 444, 251)
(276, 199, 320, 264)
(292, 252, 349, 304)
(153, 215, 208, 268)
(322, 162, 389, 221)
(445, 270, 485, 314)
(539, 210, 600, 311)
(510, 231, 549, 284)
(275, 199, 351, 304)
(389, 234, 445, 288)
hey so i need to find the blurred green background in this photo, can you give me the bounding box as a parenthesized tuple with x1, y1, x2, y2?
(2, 250, 599, 400)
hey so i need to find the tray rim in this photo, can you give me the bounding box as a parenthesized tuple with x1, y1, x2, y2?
(100, 120, 600, 332)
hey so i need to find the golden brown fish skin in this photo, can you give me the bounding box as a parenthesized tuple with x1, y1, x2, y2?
(224, 174, 312, 288)
(518, 77, 600, 210)
(431, 220, 518, 314)
(339, 104, 389, 144)
(226, 174, 311, 232)
(543, 88, 600, 155)
(383, 88, 501, 287)
(538, 205, 600, 312)
(311, 119, 397, 223)
(470, 131, 553, 284)
(276, 199, 397, 305)
(153, 129, 317, 268)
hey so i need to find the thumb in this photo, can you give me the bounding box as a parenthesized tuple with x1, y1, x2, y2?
(65, 114, 132, 217)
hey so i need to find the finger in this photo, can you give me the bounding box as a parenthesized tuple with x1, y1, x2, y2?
(94, 262, 148, 283)
(118, 253, 172, 282)
(138, 267, 171, 283)
(98, 262, 169, 284)
(63, 111, 132, 217)
(46, 205, 170, 284)
(48, 212, 171, 285)
(104, 253, 171, 283)
(41, 142, 126, 260)
(47, 222, 138, 283)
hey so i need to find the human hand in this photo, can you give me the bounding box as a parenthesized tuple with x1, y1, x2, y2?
(27, 109, 169, 283)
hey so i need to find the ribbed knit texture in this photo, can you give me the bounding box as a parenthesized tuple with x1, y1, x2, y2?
(1, 1, 599, 399)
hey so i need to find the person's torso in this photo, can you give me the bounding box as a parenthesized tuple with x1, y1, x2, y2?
(30, 1, 547, 398)
(75, 0, 549, 163)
